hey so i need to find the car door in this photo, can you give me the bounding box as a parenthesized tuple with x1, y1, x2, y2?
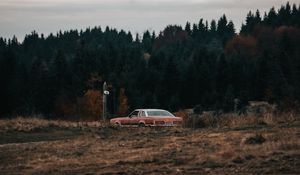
(128, 110, 140, 126)
(140, 110, 153, 125)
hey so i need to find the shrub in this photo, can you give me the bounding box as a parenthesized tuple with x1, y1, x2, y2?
(185, 113, 217, 128)
(244, 134, 266, 144)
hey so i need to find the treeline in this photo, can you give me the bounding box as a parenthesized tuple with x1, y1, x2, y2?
(0, 3, 300, 119)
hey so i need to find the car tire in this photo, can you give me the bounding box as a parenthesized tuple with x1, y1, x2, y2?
(138, 123, 145, 127)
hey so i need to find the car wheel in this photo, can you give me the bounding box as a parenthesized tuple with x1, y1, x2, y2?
(115, 122, 121, 127)
(138, 123, 145, 127)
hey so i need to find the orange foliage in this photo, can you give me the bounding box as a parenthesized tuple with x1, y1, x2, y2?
(77, 90, 103, 120)
(117, 88, 128, 116)
(225, 35, 257, 57)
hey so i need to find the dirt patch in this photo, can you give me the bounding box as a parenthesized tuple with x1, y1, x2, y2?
(0, 128, 84, 145)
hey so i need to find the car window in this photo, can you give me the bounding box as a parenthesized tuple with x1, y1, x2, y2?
(129, 111, 139, 117)
(146, 110, 174, 117)
(140, 111, 146, 117)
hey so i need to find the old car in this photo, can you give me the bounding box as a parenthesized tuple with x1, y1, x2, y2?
(110, 109, 182, 127)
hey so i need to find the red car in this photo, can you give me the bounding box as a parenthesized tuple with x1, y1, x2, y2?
(110, 109, 182, 127)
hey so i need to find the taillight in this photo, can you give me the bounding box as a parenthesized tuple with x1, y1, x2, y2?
(173, 121, 182, 125)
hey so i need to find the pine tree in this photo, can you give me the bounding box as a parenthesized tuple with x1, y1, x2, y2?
(210, 20, 217, 33)
(184, 22, 191, 35)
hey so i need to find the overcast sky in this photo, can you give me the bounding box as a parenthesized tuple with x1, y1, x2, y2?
(0, 0, 299, 40)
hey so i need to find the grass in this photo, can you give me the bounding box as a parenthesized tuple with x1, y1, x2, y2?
(0, 116, 107, 133)
(0, 113, 299, 174)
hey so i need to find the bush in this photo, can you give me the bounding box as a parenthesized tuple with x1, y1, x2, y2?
(185, 113, 218, 128)
(244, 134, 266, 144)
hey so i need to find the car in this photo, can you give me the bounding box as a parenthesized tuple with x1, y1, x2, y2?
(110, 109, 182, 127)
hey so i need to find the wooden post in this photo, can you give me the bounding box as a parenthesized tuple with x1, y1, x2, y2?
(103, 82, 107, 121)
(234, 98, 239, 113)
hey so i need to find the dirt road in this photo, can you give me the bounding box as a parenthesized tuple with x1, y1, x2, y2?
(0, 124, 299, 174)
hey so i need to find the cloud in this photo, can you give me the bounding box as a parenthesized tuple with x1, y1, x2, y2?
(0, 0, 298, 39)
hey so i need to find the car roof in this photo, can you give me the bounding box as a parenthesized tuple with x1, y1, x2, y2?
(135, 109, 168, 112)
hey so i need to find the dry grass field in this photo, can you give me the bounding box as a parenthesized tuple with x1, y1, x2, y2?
(0, 115, 299, 174)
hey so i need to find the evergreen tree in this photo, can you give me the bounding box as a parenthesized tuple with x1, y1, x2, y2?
(210, 20, 217, 33)
(184, 22, 192, 35)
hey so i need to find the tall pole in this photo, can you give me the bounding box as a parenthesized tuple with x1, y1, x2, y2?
(103, 81, 107, 121)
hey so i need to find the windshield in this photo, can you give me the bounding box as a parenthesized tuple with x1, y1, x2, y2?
(147, 110, 174, 117)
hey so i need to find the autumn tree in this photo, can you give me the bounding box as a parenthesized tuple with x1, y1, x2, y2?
(77, 90, 103, 120)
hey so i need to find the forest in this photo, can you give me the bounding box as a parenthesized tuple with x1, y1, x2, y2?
(0, 3, 300, 119)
